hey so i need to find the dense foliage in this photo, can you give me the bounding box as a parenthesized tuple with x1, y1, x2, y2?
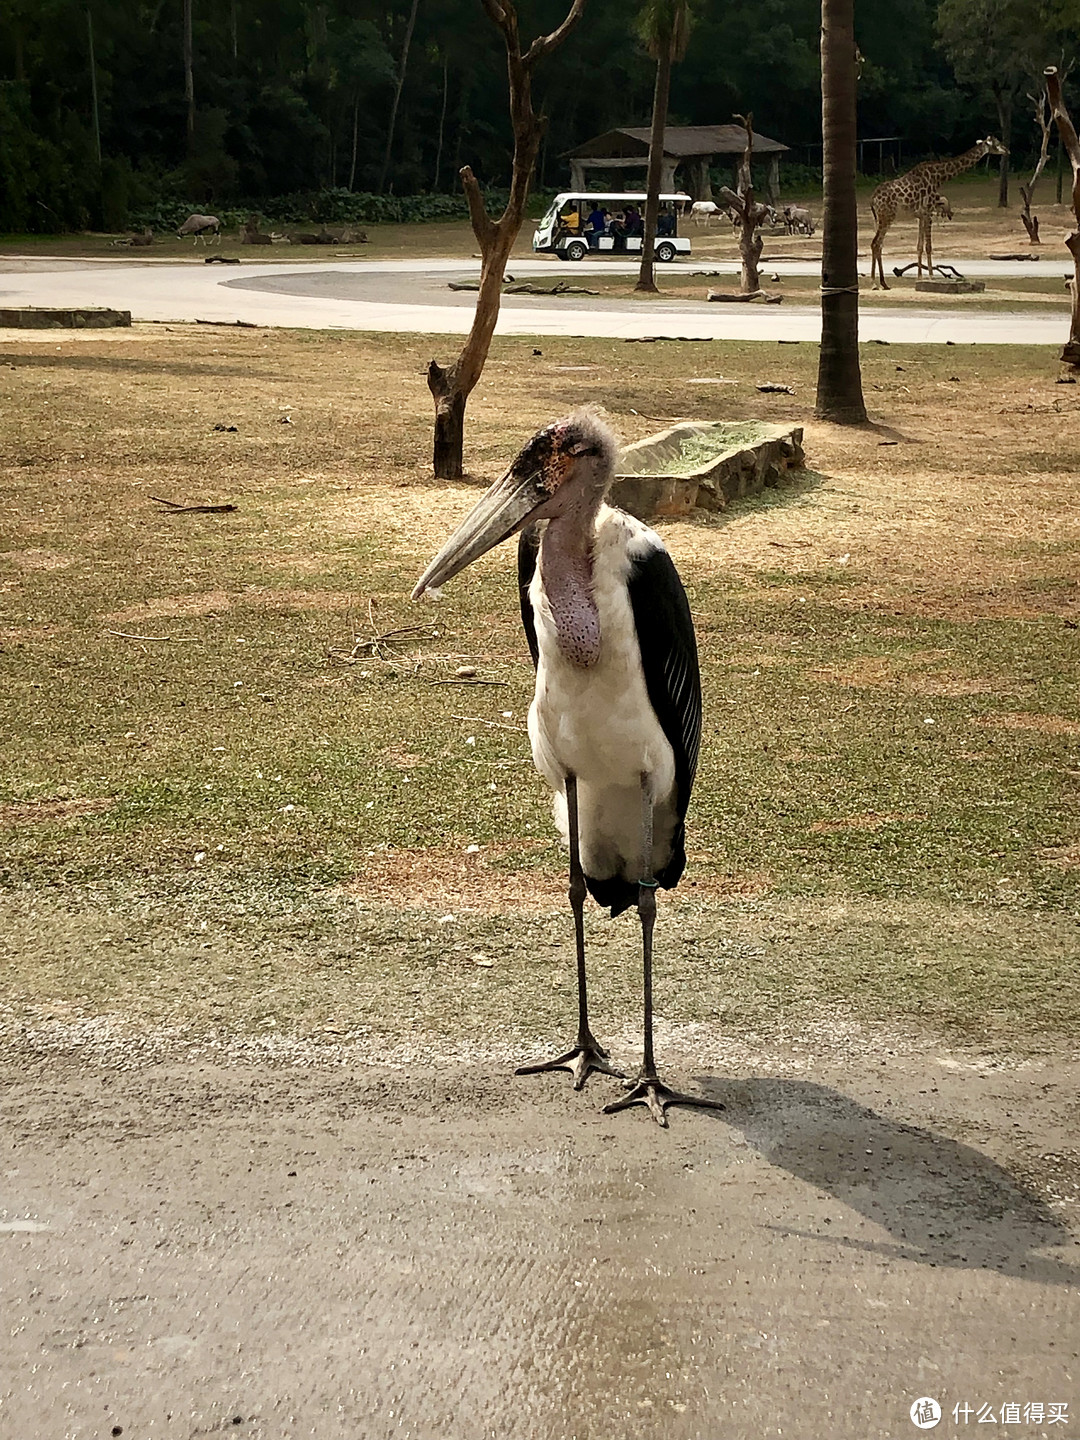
(0, 0, 1074, 232)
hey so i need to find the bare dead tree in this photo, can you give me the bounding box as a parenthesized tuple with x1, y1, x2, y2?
(86, 6, 102, 167)
(378, 0, 421, 195)
(426, 0, 586, 480)
(1046, 66, 1080, 372)
(183, 0, 195, 146)
(433, 51, 449, 192)
(715, 113, 770, 294)
(1020, 87, 1054, 243)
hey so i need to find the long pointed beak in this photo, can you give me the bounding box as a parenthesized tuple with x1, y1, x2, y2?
(411, 467, 547, 600)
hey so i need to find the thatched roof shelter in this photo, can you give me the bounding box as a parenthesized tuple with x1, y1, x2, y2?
(565, 125, 790, 200)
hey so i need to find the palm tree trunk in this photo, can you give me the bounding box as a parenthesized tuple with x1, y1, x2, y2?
(378, 0, 420, 195)
(636, 46, 672, 294)
(815, 0, 867, 423)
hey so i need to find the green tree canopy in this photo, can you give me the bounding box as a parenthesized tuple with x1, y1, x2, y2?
(1, 0, 1076, 231)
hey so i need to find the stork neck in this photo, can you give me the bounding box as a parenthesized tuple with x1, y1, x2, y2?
(540, 509, 601, 668)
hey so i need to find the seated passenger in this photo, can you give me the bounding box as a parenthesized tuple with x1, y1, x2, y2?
(624, 204, 643, 237)
(657, 208, 675, 236)
(559, 207, 582, 234)
(587, 204, 606, 247)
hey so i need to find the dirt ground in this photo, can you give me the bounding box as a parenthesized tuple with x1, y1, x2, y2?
(1, 320, 1078, 1437)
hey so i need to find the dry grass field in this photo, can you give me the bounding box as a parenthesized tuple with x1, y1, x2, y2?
(1, 321, 1078, 1061)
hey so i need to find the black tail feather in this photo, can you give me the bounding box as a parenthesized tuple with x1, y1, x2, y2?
(583, 874, 639, 918)
(584, 824, 687, 919)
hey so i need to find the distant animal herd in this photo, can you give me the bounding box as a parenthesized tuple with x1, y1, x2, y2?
(121, 144, 1011, 284)
(689, 199, 816, 235)
(113, 213, 369, 248)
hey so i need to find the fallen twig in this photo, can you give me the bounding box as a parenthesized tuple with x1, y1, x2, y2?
(151, 495, 238, 514)
(104, 629, 199, 642)
(450, 713, 528, 733)
(629, 408, 690, 423)
(624, 335, 712, 343)
(504, 281, 599, 296)
(194, 316, 258, 326)
(707, 289, 783, 304)
(429, 678, 508, 687)
(328, 622, 439, 665)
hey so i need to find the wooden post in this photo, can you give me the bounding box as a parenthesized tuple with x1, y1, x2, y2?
(766, 154, 780, 206)
(1046, 67, 1080, 372)
(699, 157, 714, 201)
(426, 0, 586, 479)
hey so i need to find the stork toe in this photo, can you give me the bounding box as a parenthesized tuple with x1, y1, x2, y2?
(515, 1039, 625, 1091)
(603, 1076, 726, 1127)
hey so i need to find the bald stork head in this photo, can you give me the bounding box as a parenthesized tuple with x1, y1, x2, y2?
(411, 410, 618, 600)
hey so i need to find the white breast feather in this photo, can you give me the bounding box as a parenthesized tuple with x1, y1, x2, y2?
(527, 506, 678, 882)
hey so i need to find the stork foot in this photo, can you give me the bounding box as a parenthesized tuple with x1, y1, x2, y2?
(603, 1074, 726, 1128)
(516, 1037, 625, 1091)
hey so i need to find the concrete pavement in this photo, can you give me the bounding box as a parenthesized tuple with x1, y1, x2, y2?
(0, 255, 1070, 344)
(3, 1043, 1078, 1440)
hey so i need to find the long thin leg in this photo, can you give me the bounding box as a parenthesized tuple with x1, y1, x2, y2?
(872, 217, 891, 290)
(604, 778, 726, 1127)
(516, 775, 624, 1091)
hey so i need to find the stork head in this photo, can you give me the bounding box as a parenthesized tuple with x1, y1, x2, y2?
(411, 409, 618, 600)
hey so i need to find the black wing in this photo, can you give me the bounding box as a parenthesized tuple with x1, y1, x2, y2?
(626, 541, 702, 890)
(517, 524, 540, 669)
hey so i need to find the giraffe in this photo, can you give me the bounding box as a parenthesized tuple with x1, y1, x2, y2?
(915, 193, 953, 279)
(868, 137, 1008, 289)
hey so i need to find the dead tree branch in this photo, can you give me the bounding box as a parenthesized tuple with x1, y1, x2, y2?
(523, 0, 587, 65)
(721, 113, 765, 293)
(426, 0, 586, 479)
(1019, 87, 1054, 243)
(150, 495, 237, 513)
(1046, 66, 1080, 370)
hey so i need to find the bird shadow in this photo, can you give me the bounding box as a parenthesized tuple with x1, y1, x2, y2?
(691, 1074, 1080, 1287)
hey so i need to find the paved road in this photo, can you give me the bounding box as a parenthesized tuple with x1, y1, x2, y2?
(3, 1041, 1078, 1440)
(0, 255, 1070, 344)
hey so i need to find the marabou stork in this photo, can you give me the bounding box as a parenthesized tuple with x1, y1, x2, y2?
(412, 410, 724, 1125)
